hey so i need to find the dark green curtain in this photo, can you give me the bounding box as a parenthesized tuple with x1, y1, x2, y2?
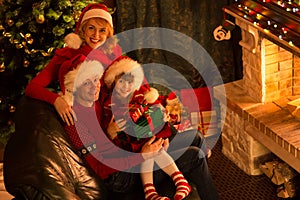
(115, 0, 241, 92)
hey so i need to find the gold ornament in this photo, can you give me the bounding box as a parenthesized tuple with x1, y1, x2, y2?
(0, 62, 5, 72)
(3, 32, 12, 37)
(9, 105, 16, 113)
(73, 11, 81, 21)
(16, 44, 23, 49)
(25, 33, 34, 44)
(36, 14, 45, 24)
(6, 19, 14, 26)
(23, 60, 30, 67)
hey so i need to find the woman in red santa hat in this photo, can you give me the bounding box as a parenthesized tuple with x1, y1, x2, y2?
(101, 56, 219, 200)
(101, 55, 192, 200)
(25, 3, 122, 126)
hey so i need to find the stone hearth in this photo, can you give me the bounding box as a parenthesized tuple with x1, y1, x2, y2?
(214, 81, 300, 175)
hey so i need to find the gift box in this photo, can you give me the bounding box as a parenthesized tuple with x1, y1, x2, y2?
(128, 106, 165, 140)
(190, 110, 218, 137)
(180, 87, 213, 112)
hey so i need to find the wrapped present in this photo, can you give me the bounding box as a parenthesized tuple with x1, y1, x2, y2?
(180, 87, 213, 112)
(190, 110, 218, 136)
(128, 104, 165, 140)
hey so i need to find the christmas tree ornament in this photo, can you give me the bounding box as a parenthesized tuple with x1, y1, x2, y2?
(23, 60, 30, 67)
(3, 32, 12, 37)
(24, 33, 34, 44)
(15, 43, 23, 49)
(36, 14, 45, 24)
(73, 10, 81, 21)
(213, 19, 235, 41)
(0, 62, 5, 72)
(6, 19, 14, 26)
(9, 105, 16, 113)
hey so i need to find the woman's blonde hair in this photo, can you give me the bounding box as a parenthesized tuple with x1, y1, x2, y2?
(77, 18, 118, 55)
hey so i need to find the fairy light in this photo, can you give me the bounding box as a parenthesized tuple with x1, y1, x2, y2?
(229, 0, 300, 50)
(256, 13, 262, 20)
(282, 27, 288, 34)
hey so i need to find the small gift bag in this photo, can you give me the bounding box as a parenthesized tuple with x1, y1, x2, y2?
(179, 86, 218, 137)
(190, 110, 218, 137)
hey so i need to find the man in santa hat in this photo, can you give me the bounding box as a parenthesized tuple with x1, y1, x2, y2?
(60, 57, 166, 191)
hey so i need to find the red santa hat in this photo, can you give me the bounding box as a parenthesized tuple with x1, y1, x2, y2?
(59, 56, 104, 106)
(104, 56, 144, 91)
(104, 56, 160, 104)
(64, 3, 113, 49)
(166, 91, 179, 105)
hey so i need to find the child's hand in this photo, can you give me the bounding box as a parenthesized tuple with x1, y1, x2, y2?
(106, 117, 127, 140)
(115, 118, 127, 131)
(162, 138, 169, 151)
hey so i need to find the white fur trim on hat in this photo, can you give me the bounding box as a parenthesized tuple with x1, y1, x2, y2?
(62, 60, 104, 106)
(82, 9, 113, 28)
(104, 58, 144, 91)
(144, 87, 159, 104)
(64, 33, 83, 49)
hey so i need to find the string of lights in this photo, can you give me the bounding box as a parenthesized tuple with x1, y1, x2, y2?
(224, 0, 300, 53)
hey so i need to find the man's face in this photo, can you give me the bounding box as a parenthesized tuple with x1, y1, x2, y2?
(75, 75, 101, 106)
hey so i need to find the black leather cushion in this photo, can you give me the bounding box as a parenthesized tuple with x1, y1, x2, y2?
(4, 96, 107, 200)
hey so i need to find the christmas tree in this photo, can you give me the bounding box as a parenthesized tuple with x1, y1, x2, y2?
(0, 0, 113, 145)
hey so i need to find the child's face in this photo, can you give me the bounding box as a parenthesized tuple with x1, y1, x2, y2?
(83, 18, 109, 49)
(115, 77, 134, 99)
(75, 75, 101, 106)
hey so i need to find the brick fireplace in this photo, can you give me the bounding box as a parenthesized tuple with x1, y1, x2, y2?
(213, 0, 300, 175)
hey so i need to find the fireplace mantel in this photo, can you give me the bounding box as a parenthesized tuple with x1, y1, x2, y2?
(223, 0, 300, 57)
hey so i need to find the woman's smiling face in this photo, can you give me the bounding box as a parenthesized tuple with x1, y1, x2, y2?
(83, 18, 109, 49)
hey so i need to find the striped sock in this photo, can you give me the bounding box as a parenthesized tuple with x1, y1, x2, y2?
(171, 171, 192, 200)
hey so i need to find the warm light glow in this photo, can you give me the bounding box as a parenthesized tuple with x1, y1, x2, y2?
(256, 13, 262, 20)
(288, 41, 294, 46)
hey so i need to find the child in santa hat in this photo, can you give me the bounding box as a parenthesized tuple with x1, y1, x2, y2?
(60, 58, 165, 188)
(102, 56, 192, 200)
(25, 3, 122, 126)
